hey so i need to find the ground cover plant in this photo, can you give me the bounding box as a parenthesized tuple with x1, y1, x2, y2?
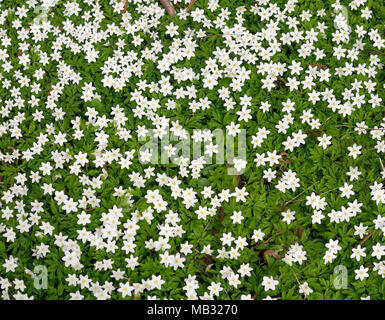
(0, 0, 385, 300)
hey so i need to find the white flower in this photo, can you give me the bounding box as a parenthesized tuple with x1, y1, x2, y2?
(347, 144, 362, 159)
(233, 158, 247, 172)
(325, 239, 342, 254)
(252, 229, 265, 242)
(228, 273, 241, 288)
(226, 121, 241, 137)
(230, 211, 244, 224)
(346, 166, 361, 181)
(282, 209, 296, 224)
(323, 250, 336, 264)
(299, 282, 313, 296)
(312, 210, 325, 224)
(351, 245, 366, 262)
(354, 265, 369, 281)
(339, 183, 355, 199)
(317, 134, 332, 149)
(371, 243, 385, 260)
(207, 282, 223, 297)
(262, 276, 279, 291)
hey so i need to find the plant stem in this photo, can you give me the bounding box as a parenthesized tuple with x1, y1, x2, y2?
(186, 0, 197, 11)
(283, 182, 316, 208)
(359, 230, 376, 246)
(159, 0, 176, 15)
